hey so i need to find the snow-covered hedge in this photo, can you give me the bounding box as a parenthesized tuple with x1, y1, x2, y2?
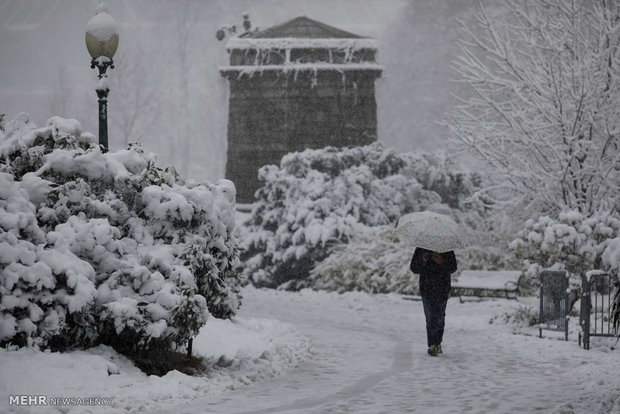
(0, 114, 241, 352)
(452, 245, 522, 271)
(240, 143, 487, 289)
(509, 210, 620, 282)
(311, 227, 417, 294)
(311, 225, 520, 295)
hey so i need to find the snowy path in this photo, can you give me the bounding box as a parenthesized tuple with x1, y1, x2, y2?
(168, 288, 620, 414)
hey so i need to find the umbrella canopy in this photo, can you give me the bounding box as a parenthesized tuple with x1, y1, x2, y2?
(395, 211, 464, 253)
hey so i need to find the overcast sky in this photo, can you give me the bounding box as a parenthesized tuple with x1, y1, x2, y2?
(0, 0, 404, 95)
(0, 0, 479, 181)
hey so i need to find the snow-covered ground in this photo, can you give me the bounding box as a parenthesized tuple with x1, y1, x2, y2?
(0, 300, 311, 414)
(2, 288, 620, 413)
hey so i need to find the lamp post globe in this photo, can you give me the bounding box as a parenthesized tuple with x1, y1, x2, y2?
(85, 1, 119, 151)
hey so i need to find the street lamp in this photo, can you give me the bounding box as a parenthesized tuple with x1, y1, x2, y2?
(85, 1, 119, 152)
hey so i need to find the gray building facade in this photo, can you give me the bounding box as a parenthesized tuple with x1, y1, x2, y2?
(220, 16, 382, 203)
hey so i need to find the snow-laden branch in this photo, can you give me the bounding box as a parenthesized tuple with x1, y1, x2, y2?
(445, 0, 620, 218)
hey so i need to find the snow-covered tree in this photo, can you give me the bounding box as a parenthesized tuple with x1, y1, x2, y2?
(509, 211, 620, 285)
(0, 114, 240, 353)
(446, 0, 620, 218)
(240, 143, 487, 289)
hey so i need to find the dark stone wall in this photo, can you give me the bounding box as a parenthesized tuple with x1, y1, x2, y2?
(225, 69, 379, 203)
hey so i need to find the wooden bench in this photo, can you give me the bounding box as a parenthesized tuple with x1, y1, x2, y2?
(451, 270, 523, 302)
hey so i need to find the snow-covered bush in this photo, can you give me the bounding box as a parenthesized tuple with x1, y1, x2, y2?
(509, 211, 620, 285)
(0, 113, 240, 352)
(456, 245, 522, 272)
(499, 305, 538, 327)
(241, 143, 488, 289)
(312, 227, 417, 294)
(603, 238, 620, 275)
(603, 238, 620, 336)
(0, 172, 97, 348)
(311, 224, 518, 295)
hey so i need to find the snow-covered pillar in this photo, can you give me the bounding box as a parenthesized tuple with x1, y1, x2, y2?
(85, 1, 119, 152)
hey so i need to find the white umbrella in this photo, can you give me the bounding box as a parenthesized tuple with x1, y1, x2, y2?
(395, 211, 464, 253)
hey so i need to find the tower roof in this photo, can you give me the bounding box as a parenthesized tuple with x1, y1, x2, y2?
(251, 16, 363, 39)
(220, 15, 382, 77)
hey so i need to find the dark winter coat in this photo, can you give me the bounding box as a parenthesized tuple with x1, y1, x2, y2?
(409, 248, 457, 299)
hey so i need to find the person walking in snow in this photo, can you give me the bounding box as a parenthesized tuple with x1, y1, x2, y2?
(410, 247, 457, 356)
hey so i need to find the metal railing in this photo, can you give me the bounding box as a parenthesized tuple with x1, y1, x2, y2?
(579, 271, 618, 350)
(539, 270, 569, 341)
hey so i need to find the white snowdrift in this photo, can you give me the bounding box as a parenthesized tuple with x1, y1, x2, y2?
(0, 315, 311, 414)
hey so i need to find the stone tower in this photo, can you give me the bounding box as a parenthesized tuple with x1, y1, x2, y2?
(220, 16, 382, 203)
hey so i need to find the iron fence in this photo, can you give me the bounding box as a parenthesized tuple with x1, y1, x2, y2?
(539, 270, 569, 340)
(579, 271, 618, 349)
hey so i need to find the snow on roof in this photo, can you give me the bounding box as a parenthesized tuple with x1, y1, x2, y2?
(226, 37, 377, 51)
(250, 16, 363, 39)
(585, 269, 608, 281)
(220, 17, 380, 78)
(220, 63, 383, 77)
